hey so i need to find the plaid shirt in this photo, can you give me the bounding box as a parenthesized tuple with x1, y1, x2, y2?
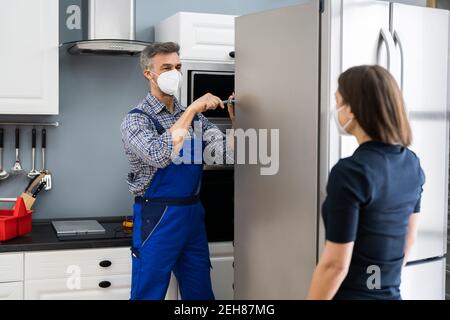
(121, 93, 232, 196)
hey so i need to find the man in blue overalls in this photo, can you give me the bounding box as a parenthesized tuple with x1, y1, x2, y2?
(121, 42, 235, 300)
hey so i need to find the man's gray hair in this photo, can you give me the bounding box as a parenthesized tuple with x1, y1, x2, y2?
(140, 42, 180, 71)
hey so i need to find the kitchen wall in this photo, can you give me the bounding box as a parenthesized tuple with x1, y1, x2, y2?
(0, 0, 444, 220)
(0, 0, 309, 220)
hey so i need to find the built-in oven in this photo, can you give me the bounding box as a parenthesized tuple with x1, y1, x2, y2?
(180, 60, 235, 243)
(200, 168, 234, 243)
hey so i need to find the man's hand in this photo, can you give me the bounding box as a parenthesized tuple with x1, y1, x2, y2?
(189, 93, 224, 114)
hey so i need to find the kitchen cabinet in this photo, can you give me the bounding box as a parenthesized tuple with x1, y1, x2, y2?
(0, 245, 230, 300)
(209, 242, 234, 300)
(0, 253, 24, 283)
(24, 274, 131, 300)
(0, 282, 23, 300)
(25, 248, 131, 280)
(156, 12, 236, 62)
(23, 247, 178, 300)
(211, 256, 234, 300)
(0, 0, 59, 115)
(0, 253, 24, 300)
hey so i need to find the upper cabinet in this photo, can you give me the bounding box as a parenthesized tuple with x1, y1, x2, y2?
(156, 12, 236, 62)
(0, 0, 59, 115)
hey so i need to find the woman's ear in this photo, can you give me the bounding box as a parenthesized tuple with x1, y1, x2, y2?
(343, 104, 354, 119)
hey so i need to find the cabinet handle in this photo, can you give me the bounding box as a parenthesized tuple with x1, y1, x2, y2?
(99, 260, 112, 268)
(229, 51, 235, 58)
(99, 281, 111, 288)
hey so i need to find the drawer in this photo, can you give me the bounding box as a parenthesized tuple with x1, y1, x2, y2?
(0, 253, 24, 283)
(24, 274, 178, 300)
(0, 282, 23, 300)
(24, 274, 131, 300)
(25, 247, 131, 280)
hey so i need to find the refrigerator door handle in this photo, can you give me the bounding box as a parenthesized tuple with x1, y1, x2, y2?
(377, 28, 395, 71)
(393, 30, 405, 91)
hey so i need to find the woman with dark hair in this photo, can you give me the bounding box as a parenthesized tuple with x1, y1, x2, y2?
(307, 65, 425, 300)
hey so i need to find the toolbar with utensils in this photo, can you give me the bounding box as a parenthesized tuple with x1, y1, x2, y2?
(0, 125, 54, 203)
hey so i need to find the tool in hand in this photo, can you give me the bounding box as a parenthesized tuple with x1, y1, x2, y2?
(222, 99, 235, 105)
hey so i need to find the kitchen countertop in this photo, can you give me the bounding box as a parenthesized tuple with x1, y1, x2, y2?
(0, 217, 132, 253)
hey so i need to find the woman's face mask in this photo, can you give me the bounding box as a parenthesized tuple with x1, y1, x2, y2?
(333, 106, 353, 136)
(151, 69, 183, 96)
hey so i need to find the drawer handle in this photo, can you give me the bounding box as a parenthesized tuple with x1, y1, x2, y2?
(99, 281, 111, 289)
(99, 260, 112, 268)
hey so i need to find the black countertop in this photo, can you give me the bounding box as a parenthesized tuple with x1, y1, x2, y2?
(0, 217, 132, 253)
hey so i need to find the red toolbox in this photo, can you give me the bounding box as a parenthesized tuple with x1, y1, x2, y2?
(0, 197, 33, 241)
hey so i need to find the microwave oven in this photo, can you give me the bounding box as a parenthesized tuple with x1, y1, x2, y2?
(180, 61, 235, 129)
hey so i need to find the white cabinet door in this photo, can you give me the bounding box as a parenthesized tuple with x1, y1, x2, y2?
(0, 0, 59, 115)
(0, 282, 23, 300)
(23, 247, 178, 300)
(25, 274, 131, 300)
(166, 273, 178, 300)
(24, 273, 178, 300)
(25, 248, 131, 280)
(209, 242, 234, 300)
(211, 256, 234, 300)
(0, 253, 24, 283)
(156, 12, 236, 62)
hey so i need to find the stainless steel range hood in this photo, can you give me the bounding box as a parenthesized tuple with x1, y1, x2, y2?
(64, 0, 150, 56)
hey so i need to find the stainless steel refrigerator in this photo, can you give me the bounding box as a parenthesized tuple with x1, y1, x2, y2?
(234, 0, 449, 300)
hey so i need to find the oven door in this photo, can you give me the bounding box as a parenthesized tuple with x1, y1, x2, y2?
(200, 168, 234, 242)
(189, 70, 235, 119)
(181, 61, 234, 123)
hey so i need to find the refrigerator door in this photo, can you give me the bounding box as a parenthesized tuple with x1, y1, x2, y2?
(340, 0, 391, 158)
(392, 3, 449, 262)
(235, 1, 320, 299)
(400, 258, 446, 300)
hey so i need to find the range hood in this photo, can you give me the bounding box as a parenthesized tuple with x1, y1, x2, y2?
(65, 0, 150, 56)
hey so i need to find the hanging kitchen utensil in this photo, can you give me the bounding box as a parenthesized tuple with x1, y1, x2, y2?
(0, 128, 9, 180)
(11, 128, 23, 174)
(40, 129, 52, 190)
(27, 129, 40, 179)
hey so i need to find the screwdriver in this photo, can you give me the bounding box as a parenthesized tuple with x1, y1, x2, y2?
(222, 99, 236, 105)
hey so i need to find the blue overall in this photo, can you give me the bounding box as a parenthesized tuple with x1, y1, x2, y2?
(129, 109, 214, 300)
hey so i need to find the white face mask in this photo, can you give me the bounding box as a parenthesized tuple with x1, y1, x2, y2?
(152, 69, 183, 96)
(333, 106, 353, 136)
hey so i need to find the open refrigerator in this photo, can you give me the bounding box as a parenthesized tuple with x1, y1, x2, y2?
(234, 0, 449, 299)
